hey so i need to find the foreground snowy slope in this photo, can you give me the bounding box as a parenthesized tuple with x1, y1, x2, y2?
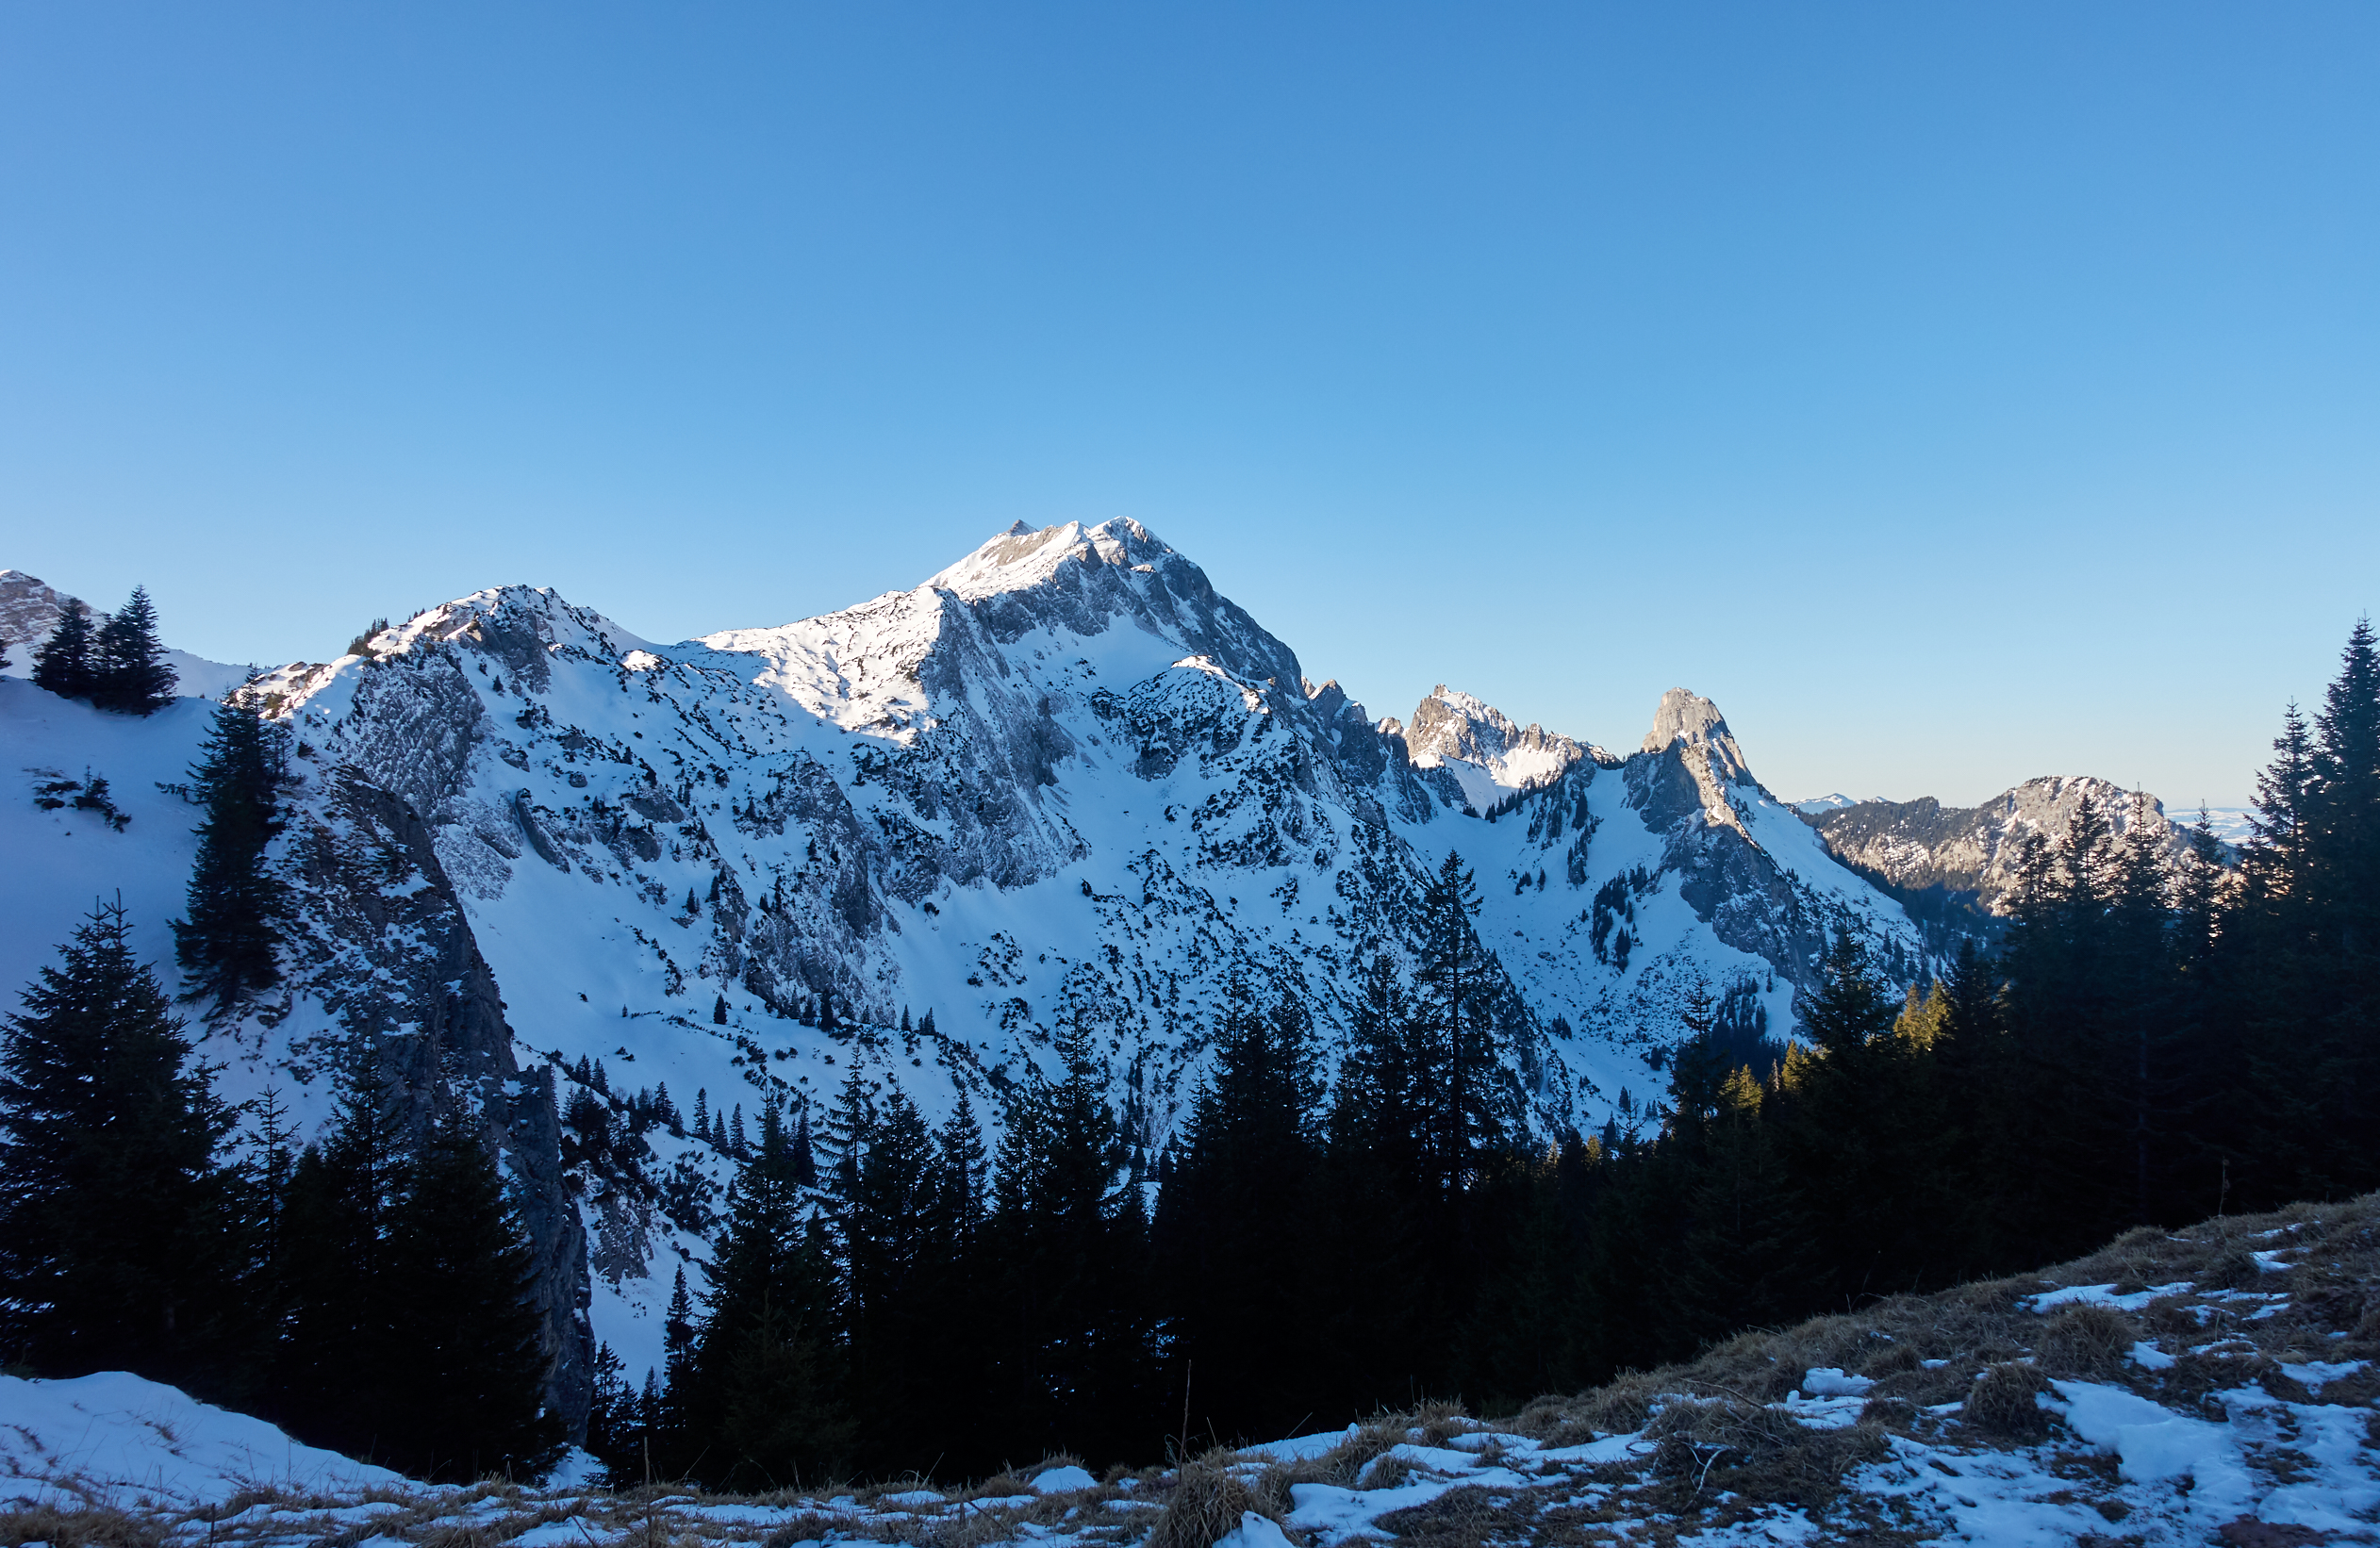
(5, 519, 1924, 1391)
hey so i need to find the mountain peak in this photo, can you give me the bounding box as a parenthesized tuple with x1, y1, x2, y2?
(1398, 684, 1592, 813)
(1642, 688, 1730, 755)
(921, 519, 1172, 601)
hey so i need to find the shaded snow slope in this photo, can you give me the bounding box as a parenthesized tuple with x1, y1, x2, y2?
(0, 1371, 405, 1510)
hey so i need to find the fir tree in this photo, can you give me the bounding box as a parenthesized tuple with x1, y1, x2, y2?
(91, 585, 177, 714)
(174, 691, 289, 1009)
(29, 600, 96, 701)
(0, 900, 249, 1395)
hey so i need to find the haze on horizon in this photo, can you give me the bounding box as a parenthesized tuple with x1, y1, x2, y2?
(3, 5, 2374, 809)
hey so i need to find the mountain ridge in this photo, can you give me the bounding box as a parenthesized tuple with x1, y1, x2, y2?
(2, 520, 1938, 1402)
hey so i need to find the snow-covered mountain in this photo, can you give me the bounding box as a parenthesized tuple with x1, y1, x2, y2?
(1803, 775, 2200, 914)
(2, 519, 1925, 1415)
(0, 568, 258, 700)
(1383, 685, 1609, 815)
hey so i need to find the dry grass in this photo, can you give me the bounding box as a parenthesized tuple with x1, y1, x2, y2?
(2037, 1303, 2136, 1376)
(1140, 1460, 1279, 1548)
(1965, 1361, 2055, 1438)
(0, 1502, 172, 1548)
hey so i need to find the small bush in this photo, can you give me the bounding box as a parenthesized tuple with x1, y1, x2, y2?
(1966, 1361, 2055, 1439)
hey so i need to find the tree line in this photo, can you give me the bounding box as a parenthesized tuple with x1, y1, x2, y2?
(6, 622, 2374, 1487)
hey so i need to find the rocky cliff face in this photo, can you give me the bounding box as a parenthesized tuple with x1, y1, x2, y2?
(1805, 775, 2194, 914)
(8, 520, 1929, 1386)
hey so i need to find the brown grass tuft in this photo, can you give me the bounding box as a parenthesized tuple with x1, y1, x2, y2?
(2037, 1303, 2136, 1376)
(1142, 1462, 1279, 1548)
(1965, 1361, 2055, 1438)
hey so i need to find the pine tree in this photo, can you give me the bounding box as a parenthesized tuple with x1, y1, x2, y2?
(0, 900, 249, 1395)
(713, 994, 729, 1025)
(29, 600, 96, 701)
(174, 692, 289, 1009)
(90, 586, 178, 714)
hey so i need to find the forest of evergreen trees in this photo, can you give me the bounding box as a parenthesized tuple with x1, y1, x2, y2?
(4, 621, 2376, 1490)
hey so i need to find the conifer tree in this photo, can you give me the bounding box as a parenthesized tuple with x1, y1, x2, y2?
(273, 1041, 408, 1455)
(29, 600, 96, 701)
(382, 1104, 560, 1479)
(1151, 983, 1322, 1440)
(0, 900, 248, 1395)
(687, 1105, 851, 1490)
(91, 585, 177, 714)
(174, 691, 289, 1009)
(844, 1086, 941, 1474)
(1312, 953, 1437, 1408)
(985, 1023, 1155, 1466)
(1413, 851, 1506, 1194)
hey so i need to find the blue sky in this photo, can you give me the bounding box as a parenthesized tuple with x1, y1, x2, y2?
(3, 5, 2373, 806)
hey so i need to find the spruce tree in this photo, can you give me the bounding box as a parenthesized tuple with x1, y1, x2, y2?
(273, 1042, 407, 1456)
(29, 600, 96, 701)
(844, 1086, 940, 1474)
(1151, 983, 1323, 1441)
(1312, 953, 1437, 1409)
(382, 1104, 561, 1479)
(687, 1105, 851, 1490)
(985, 1023, 1155, 1466)
(0, 900, 248, 1394)
(1413, 851, 1506, 1194)
(174, 692, 289, 1009)
(91, 585, 177, 714)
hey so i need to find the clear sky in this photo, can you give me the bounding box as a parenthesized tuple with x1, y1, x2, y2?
(4, 5, 2374, 807)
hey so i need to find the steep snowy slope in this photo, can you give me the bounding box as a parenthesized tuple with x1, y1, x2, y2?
(6, 520, 1926, 1394)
